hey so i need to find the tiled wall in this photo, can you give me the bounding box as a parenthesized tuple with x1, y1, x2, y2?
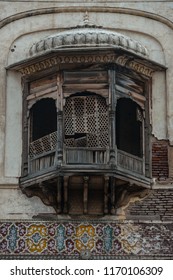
(0, 221, 173, 259)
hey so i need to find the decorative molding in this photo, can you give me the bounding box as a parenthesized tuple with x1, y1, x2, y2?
(128, 61, 154, 77)
(18, 53, 154, 77)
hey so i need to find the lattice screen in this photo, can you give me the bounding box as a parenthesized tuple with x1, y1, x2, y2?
(64, 95, 109, 147)
(29, 131, 57, 158)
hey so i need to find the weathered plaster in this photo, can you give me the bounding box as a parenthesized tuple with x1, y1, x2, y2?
(0, 188, 55, 220)
(5, 71, 22, 177)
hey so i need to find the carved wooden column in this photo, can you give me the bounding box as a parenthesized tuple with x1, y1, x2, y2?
(57, 72, 63, 165)
(83, 176, 89, 214)
(144, 82, 152, 178)
(22, 79, 29, 176)
(108, 68, 116, 165)
(110, 176, 116, 214)
(104, 176, 109, 214)
(57, 176, 62, 214)
(63, 176, 69, 213)
(57, 111, 63, 165)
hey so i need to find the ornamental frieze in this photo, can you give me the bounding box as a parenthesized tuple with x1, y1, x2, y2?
(18, 53, 154, 77)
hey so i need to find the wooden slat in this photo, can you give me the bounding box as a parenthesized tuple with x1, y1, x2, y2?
(30, 153, 56, 173)
(116, 73, 144, 95)
(64, 71, 108, 84)
(30, 75, 57, 90)
(117, 149, 144, 175)
(65, 147, 108, 164)
(29, 75, 57, 99)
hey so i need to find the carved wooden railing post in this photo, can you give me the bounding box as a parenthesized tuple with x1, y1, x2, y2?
(104, 176, 109, 214)
(63, 176, 69, 214)
(83, 176, 89, 214)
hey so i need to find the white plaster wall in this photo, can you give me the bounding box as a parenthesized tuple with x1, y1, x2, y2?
(5, 71, 22, 177)
(0, 187, 55, 219)
(152, 72, 167, 139)
(0, 7, 173, 217)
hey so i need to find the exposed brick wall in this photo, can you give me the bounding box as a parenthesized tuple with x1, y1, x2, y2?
(126, 189, 173, 221)
(152, 140, 169, 179)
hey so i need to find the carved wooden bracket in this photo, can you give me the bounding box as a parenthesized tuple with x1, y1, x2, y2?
(114, 183, 150, 215)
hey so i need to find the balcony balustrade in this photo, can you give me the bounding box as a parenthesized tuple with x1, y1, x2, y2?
(29, 132, 144, 177)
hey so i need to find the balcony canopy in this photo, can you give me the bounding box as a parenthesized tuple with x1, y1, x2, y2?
(29, 25, 149, 59)
(7, 14, 166, 76)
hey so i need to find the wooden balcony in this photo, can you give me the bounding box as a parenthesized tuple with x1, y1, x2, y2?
(28, 132, 145, 179)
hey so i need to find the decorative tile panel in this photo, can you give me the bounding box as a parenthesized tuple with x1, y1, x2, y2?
(0, 221, 173, 259)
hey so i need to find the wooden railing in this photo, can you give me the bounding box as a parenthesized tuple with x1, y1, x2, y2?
(29, 132, 57, 173)
(64, 147, 109, 165)
(28, 132, 144, 176)
(29, 152, 56, 173)
(29, 131, 57, 158)
(117, 149, 144, 175)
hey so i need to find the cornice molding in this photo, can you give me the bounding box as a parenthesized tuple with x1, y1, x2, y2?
(16, 53, 155, 77)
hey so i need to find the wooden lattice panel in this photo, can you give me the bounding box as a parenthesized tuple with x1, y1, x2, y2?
(29, 131, 57, 158)
(64, 95, 109, 148)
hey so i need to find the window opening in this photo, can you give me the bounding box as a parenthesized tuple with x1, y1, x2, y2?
(116, 98, 143, 157)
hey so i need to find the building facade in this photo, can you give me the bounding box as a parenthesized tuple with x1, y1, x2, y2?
(0, 0, 173, 259)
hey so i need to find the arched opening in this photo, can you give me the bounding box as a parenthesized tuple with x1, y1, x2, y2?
(30, 98, 57, 141)
(116, 98, 143, 157)
(28, 98, 57, 171)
